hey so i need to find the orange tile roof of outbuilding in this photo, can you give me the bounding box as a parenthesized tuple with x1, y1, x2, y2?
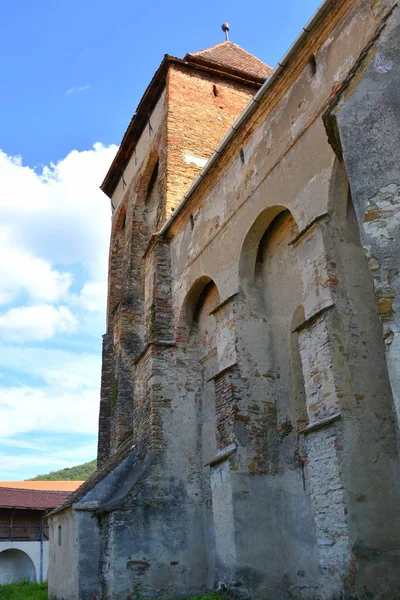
(0, 481, 84, 492)
(0, 487, 70, 510)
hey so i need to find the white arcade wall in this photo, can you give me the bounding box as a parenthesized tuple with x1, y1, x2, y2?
(0, 541, 49, 584)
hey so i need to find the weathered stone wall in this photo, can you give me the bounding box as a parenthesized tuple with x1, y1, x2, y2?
(99, 58, 261, 466)
(99, 93, 167, 461)
(50, 1, 400, 599)
(165, 2, 400, 598)
(333, 2, 400, 426)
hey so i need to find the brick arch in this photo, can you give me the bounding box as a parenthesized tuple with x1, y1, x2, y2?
(176, 275, 221, 472)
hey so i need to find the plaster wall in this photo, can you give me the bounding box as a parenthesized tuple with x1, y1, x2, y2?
(111, 89, 167, 212)
(169, 0, 396, 298)
(48, 510, 78, 600)
(165, 1, 400, 597)
(0, 541, 48, 584)
(76, 511, 101, 600)
(335, 4, 400, 424)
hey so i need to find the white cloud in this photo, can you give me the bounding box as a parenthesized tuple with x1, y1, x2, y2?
(0, 346, 101, 443)
(0, 346, 101, 390)
(70, 280, 108, 313)
(0, 143, 116, 298)
(0, 304, 77, 343)
(66, 84, 91, 96)
(0, 386, 99, 438)
(0, 230, 71, 305)
(0, 143, 117, 478)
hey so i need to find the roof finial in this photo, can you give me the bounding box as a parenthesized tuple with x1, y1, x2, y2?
(221, 22, 230, 41)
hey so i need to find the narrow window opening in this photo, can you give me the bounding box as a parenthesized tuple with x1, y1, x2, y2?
(239, 148, 245, 164)
(308, 54, 317, 77)
(58, 525, 62, 546)
(145, 160, 159, 204)
(122, 214, 126, 229)
(190, 214, 195, 230)
(213, 84, 219, 97)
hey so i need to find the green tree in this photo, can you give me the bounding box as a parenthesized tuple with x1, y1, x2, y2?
(27, 459, 97, 481)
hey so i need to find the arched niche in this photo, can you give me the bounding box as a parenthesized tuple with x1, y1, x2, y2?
(191, 280, 220, 367)
(138, 150, 159, 197)
(107, 200, 128, 324)
(178, 276, 221, 464)
(0, 549, 36, 584)
(139, 151, 161, 232)
(238, 205, 295, 308)
(238, 206, 318, 583)
(177, 276, 220, 344)
(253, 210, 303, 420)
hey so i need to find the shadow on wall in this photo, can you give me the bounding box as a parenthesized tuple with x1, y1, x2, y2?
(0, 549, 36, 584)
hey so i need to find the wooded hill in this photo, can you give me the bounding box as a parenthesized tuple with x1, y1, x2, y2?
(28, 459, 97, 481)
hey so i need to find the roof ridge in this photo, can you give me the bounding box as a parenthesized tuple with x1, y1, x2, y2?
(189, 40, 235, 55)
(49, 436, 136, 515)
(189, 41, 266, 61)
(184, 41, 272, 82)
(0, 486, 68, 494)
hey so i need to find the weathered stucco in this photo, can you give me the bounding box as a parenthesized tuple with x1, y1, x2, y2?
(48, 510, 78, 600)
(49, 1, 400, 598)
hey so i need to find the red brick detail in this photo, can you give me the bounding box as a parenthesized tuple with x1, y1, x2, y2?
(166, 64, 257, 212)
(144, 240, 174, 344)
(97, 332, 114, 467)
(214, 364, 241, 449)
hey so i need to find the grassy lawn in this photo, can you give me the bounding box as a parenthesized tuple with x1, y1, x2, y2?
(0, 583, 226, 600)
(0, 582, 47, 600)
(189, 597, 222, 600)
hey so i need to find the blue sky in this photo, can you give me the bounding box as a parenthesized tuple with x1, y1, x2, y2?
(0, 0, 321, 479)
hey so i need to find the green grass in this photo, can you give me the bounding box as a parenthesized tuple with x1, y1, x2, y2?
(0, 582, 47, 600)
(0, 583, 227, 600)
(188, 596, 223, 600)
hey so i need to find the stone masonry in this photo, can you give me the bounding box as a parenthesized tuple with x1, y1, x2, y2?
(49, 2, 400, 599)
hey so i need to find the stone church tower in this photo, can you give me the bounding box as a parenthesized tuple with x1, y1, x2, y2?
(48, 2, 400, 599)
(97, 42, 272, 466)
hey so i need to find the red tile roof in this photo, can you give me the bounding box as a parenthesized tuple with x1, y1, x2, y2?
(0, 487, 70, 510)
(101, 43, 268, 199)
(185, 41, 273, 82)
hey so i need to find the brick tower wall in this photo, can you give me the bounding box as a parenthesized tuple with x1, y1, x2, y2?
(165, 64, 258, 214)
